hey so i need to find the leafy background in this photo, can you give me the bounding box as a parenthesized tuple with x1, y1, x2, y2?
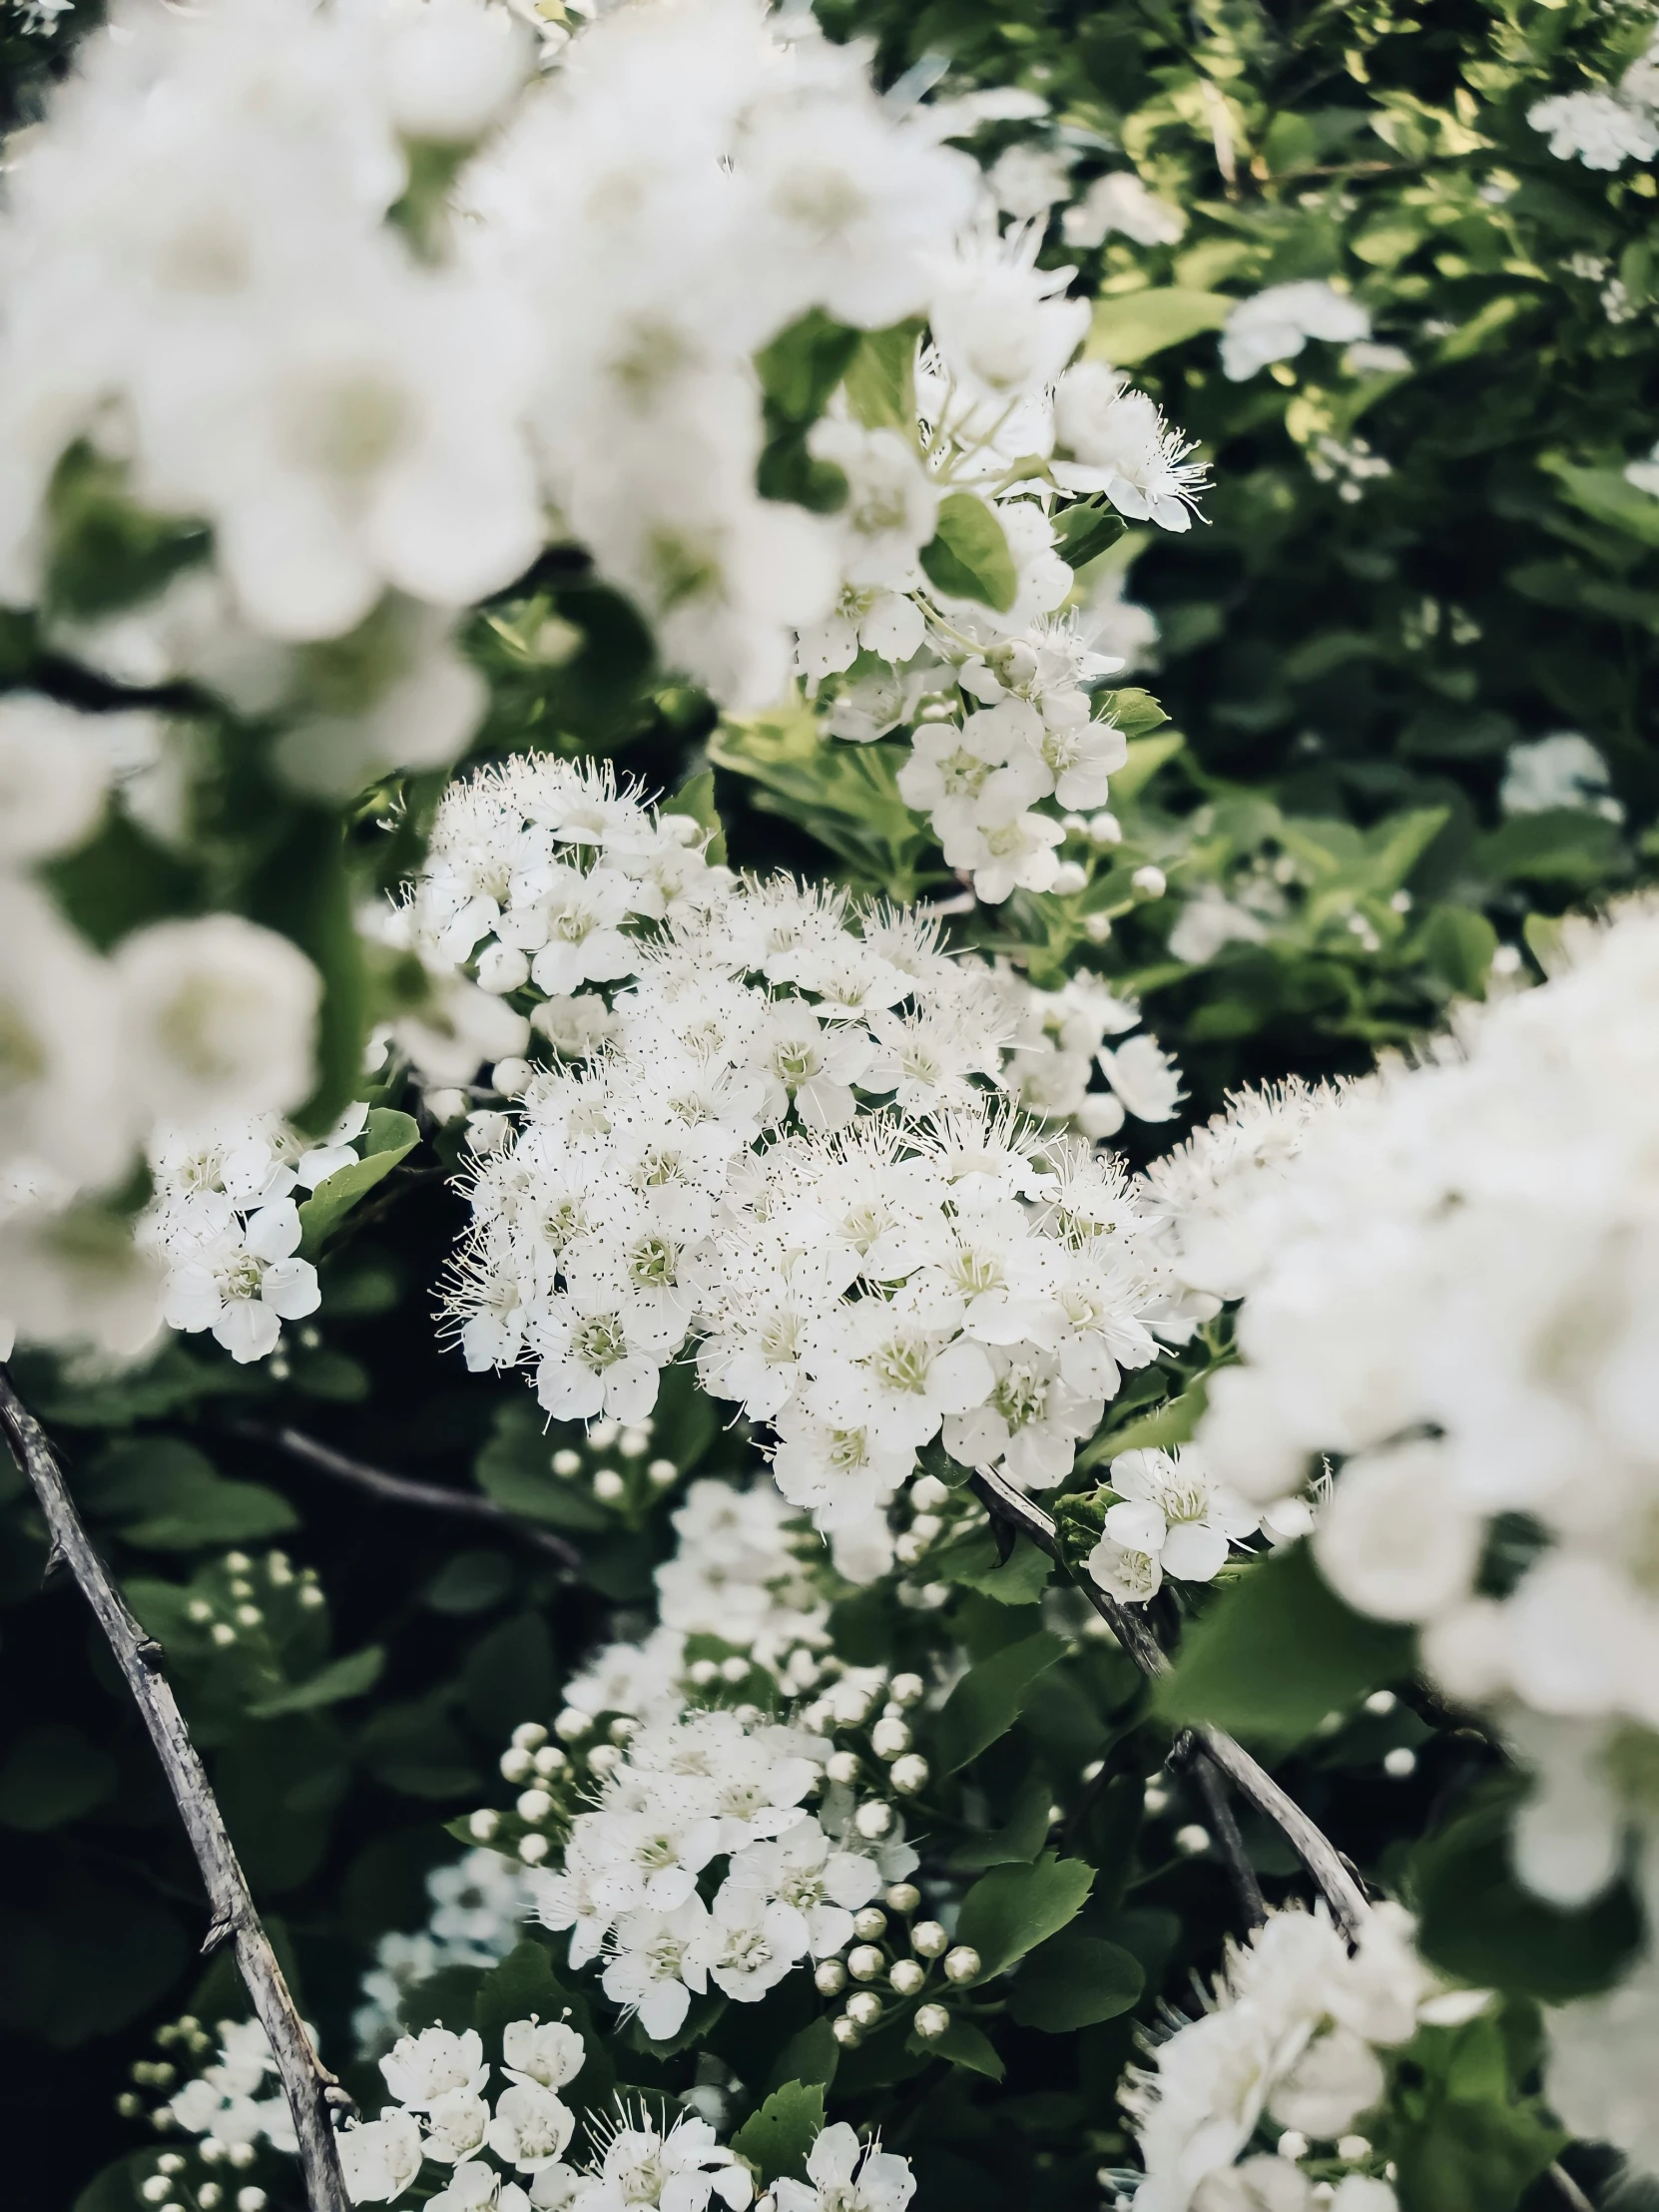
(3, 0, 1658, 2203)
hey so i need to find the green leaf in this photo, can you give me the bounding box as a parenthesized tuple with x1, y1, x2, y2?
(296, 1109, 420, 1258)
(932, 1630, 1068, 1775)
(1053, 499, 1128, 571)
(919, 493, 1019, 612)
(246, 1644, 384, 1719)
(950, 1767, 1054, 1872)
(1085, 288, 1233, 366)
(1418, 905, 1497, 996)
(960, 1533, 1053, 1607)
(768, 2014, 839, 2095)
(0, 1724, 117, 1832)
(906, 2015, 1004, 2079)
(756, 309, 861, 425)
(1104, 730, 1183, 803)
(843, 319, 922, 431)
(731, 2081, 827, 2186)
(1078, 1377, 1208, 1471)
(1547, 460, 1659, 548)
(1413, 1786, 1643, 2001)
(662, 771, 728, 868)
(84, 1438, 297, 1552)
(1388, 2015, 1565, 2212)
(1007, 1933, 1143, 2030)
(475, 1938, 562, 2062)
(953, 1852, 1095, 1981)
(1475, 809, 1626, 890)
(1155, 1542, 1414, 1747)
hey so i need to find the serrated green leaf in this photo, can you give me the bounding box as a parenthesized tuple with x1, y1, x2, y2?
(932, 1629, 1068, 1775)
(953, 1852, 1095, 1980)
(919, 493, 1018, 612)
(731, 2081, 827, 2185)
(907, 2015, 1004, 2079)
(1155, 1542, 1414, 1747)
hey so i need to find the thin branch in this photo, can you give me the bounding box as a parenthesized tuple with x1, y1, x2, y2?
(233, 1421, 583, 1572)
(0, 1373, 351, 2212)
(1188, 1746, 1269, 1928)
(968, 1464, 1371, 1939)
(1549, 2164, 1597, 2212)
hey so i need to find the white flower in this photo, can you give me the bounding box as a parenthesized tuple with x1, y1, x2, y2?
(1098, 1033, 1185, 1122)
(1529, 89, 1658, 171)
(988, 144, 1074, 221)
(424, 2087, 492, 2165)
(1101, 1446, 1259, 1586)
(1546, 1947, 1659, 2179)
(1312, 1440, 1483, 1624)
(929, 218, 1091, 405)
(1062, 170, 1186, 251)
(502, 2017, 586, 2092)
(0, 874, 132, 1189)
(0, 693, 111, 859)
(577, 2113, 753, 2212)
(488, 2080, 577, 2173)
(773, 2124, 915, 2212)
(1499, 733, 1622, 823)
(116, 915, 320, 1124)
(809, 419, 940, 591)
(380, 2026, 488, 2111)
(602, 1899, 714, 2041)
(1219, 282, 1370, 382)
(338, 2108, 425, 2205)
(1053, 362, 1207, 531)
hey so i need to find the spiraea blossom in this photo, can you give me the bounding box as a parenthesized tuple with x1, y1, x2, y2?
(1531, 37, 1659, 171)
(400, 760, 1175, 1560)
(1218, 283, 1371, 383)
(1123, 1905, 1483, 2212)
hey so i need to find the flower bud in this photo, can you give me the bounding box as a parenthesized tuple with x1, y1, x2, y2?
(889, 1959, 925, 1997)
(1088, 811, 1122, 846)
(515, 1788, 552, 1823)
(884, 1882, 921, 1916)
(844, 1990, 882, 2029)
(826, 1750, 860, 1785)
(237, 2193, 268, 2212)
(1174, 1823, 1210, 1856)
(888, 1672, 925, 1708)
(870, 1717, 911, 1760)
(554, 1708, 593, 1741)
(854, 1799, 894, 1839)
(511, 1722, 549, 1751)
(848, 1944, 884, 1982)
(914, 2004, 950, 2040)
(492, 1056, 533, 1096)
(518, 1833, 549, 1865)
(943, 1945, 981, 1985)
(468, 1810, 500, 1842)
(912, 1921, 948, 1957)
(1131, 863, 1167, 901)
(593, 1467, 626, 1502)
(889, 1754, 929, 1796)
(649, 1457, 678, 1487)
(1051, 861, 1088, 896)
(830, 2016, 862, 2048)
(910, 1476, 950, 1511)
(852, 1908, 887, 1940)
(815, 1959, 847, 1995)
(533, 1744, 568, 1776)
(501, 1748, 533, 1783)
(1083, 913, 1112, 943)
(588, 1743, 621, 1774)
(553, 1449, 582, 1476)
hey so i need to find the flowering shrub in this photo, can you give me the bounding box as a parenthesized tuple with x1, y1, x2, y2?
(0, 4, 1654, 2212)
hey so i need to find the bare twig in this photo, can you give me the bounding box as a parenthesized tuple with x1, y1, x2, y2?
(233, 1421, 583, 1572)
(1549, 2163, 1597, 2212)
(1188, 1747, 1269, 1928)
(0, 1373, 351, 2212)
(968, 1463, 1371, 1939)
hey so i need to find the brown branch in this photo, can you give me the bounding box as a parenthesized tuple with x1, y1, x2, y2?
(967, 1463, 1371, 1940)
(1188, 1748, 1269, 1928)
(233, 1421, 583, 1572)
(0, 1373, 351, 2212)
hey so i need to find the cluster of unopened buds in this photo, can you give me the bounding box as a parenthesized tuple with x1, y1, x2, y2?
(138, 2157, 268, 2212)
(812, 1885, 982, 2051)
(179, 1549, 325, 1651)
(546, 1411, 681, 1519)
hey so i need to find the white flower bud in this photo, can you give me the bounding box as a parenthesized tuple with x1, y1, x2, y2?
(199, 2188, 223, 2209)
(518, 1833, 550, 1865)
(492, 1056, 533, 1095)
(852, 1908, 887, 1940)
(721, 1655, 750, 1683)
(426, 1088, 467, 1123)
(158, 2159, 185, 2178)
(912, 1921, 948, 1957)
(1131, 863, 1167, 900)
(500, 1748, 533, 1783)
(1083, 913, 1113, 943)
(848, 1944, 884, 1981)
(552, 1449, 582, 1476)
(889, 1755, 929, 1796)
(690, 1660, 719, 1686)
(609, 1717, 638, 1742)
(143, 2182, 174, 2205)
(888, 1673, 925, 1708)
(1051, 861, 1088, 896)
(588, 1743, 621, 1774)
(854, 1799, 894, 1839)
(511, 1722, 548, 1751)
(826, 1751, 860, 1785)
(885, 1882, 921, 1915)
(1175, 1824, 1211, 1856)
(914, 2004, 950, 2039)
(648, 1457, 678, 1486)
(237, 2193, 268, 2212)
(533, 1744, 567, 1776)
(889, 1959, 925, 1997)
(515, 1788, 552, 1823)
(830, 2016, 862, 2048)
(468, 1809, 500, 1842)
(593, 1467, 625, 1502)
(1088, 812, 1122, 845)
(844, 1990, 882, 2028)
(815, 1959, 847, 1996)
(910, 1477, 950, 1511)
(554, 1708, 592, 1741)
(943, 1945, 981, 1985)
(870, 1717, 911, 1760)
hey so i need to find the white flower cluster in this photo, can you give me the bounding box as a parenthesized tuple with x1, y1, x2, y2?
(1219, 283, 1371, 383)
(405, 759, 1176, 1556)
(1123, 1905, 1481, 2212)
(161, 2017, 298, 2160)
(354, 1851, 535, 2059)
(1152, 902, 1659, 2178)
(0, 694, 321, 1362)
(137, 1105, 374, 1365)
(1084, 1445, 1266, 1607)
(522, 1698, 911, 2043)
(795, 311, 1204, 901)
(1530, 38, 1659, 171)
